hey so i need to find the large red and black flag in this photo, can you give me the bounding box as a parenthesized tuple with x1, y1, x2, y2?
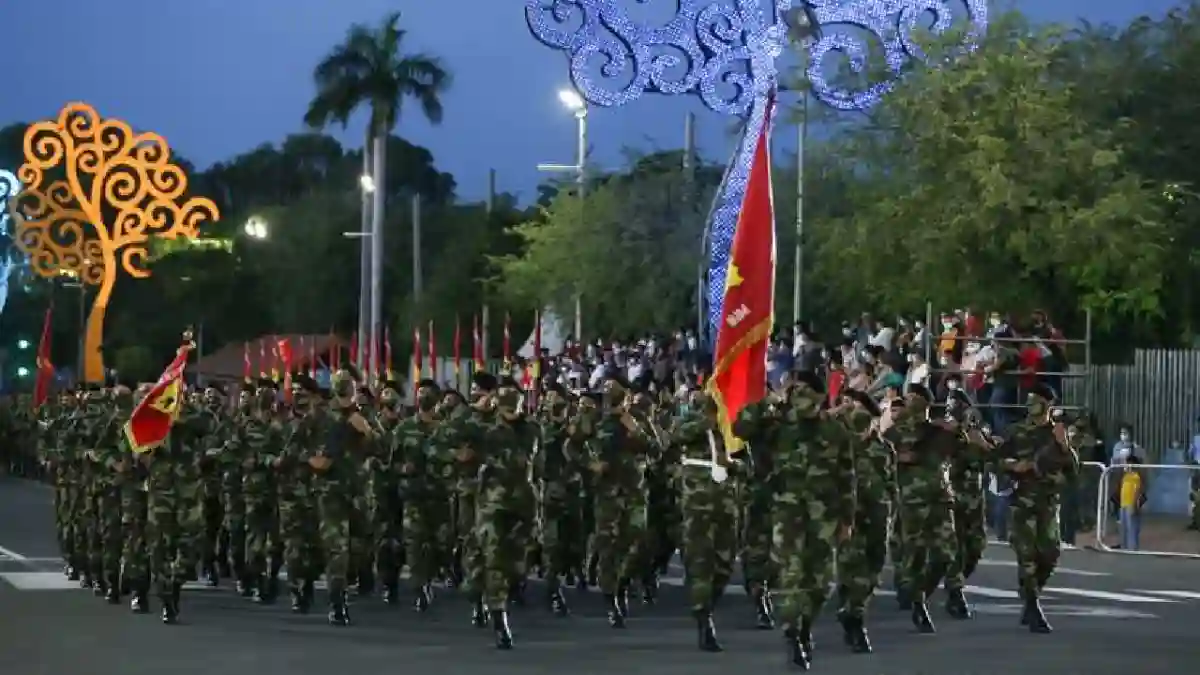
(125, 336, 194, 454)
(705, 94, 777, 452)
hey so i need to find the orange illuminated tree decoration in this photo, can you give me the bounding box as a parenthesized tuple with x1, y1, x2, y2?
(9, 102, 219, 382)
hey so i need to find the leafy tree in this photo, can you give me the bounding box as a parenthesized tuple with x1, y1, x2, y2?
(803, 13, 1171, 339)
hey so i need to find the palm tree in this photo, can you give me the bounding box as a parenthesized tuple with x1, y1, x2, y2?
(304, 11, 451, 368)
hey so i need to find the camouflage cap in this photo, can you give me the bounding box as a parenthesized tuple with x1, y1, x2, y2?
(330, 369, 356, 398)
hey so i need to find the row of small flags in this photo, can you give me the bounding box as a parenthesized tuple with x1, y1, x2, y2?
(238, 311, 543, 402)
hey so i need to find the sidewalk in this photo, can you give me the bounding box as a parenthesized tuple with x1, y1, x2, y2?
(1096, 514, 1200, 554)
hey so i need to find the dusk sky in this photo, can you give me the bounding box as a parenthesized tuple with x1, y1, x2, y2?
(2, 1, 1182, 202)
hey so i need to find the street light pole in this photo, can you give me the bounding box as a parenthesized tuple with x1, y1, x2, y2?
(793, 94, 807, 325)
(369, 135, 386, 380)
(538, 88, 589, 340)
(358, 145, 373, 371)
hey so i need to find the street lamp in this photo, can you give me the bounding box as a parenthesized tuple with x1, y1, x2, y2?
(16, 366, 29, 378)
(16, 339, 29, 350)
(783, 6, 821, 326)
(359, 174, 376, 194)
(243, 215, 269, 240)
(537, 88, 589, 340)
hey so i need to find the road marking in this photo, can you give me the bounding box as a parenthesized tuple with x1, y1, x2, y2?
(972, 603, 1158, 619)
(1046, 587, 1177, 603)
(0, 572, 78, 590)
(964, 585, 1021, 599)
(0, 544, 29, 563)
(975, 559, 1110, 577)
(1130, 589, 1200, 600)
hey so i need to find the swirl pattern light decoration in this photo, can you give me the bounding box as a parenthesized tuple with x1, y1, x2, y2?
(526, 1, 986, 338)
(11, 102, 220, 382)
(0, 169, 21, 318)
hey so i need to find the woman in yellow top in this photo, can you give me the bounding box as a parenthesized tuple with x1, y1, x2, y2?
(1118, 456, 1145, 551)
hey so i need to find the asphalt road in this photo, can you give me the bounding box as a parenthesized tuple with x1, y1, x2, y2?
(2, 475, 1199, 675)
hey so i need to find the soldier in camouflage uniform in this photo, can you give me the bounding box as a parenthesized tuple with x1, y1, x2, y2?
(79, 385, 112, 596)
(533, 382, 584, 616)
(309, 368, 375, 626)
(943, 389, 989, 619)
(998, 383, 1078, 634)
(672, 386, 738, 653)
(198, 385, 228, 587)
(884, 384, 956, 635)
(770, 371, 856, 669)
(146, 393, 209, 624)
(93, 381, 134, 604)
(834, 389, 893, 654)
(396, 379, 450, 611)
(370, 380, 405, 605)
(240, 382, 285, 603)
(281, 376, 326, 613)
(123, 384, 154, 614)
(350, 384, 378, 597)
(586, 375, 648, 628)
(217, 390, 252, 596)
(733, 383, 783, 630)
(465, 375, 533, 649)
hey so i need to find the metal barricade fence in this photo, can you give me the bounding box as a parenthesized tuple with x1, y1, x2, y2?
(1092, 462, 1200, 559)
(1070, 461, 1107, 541)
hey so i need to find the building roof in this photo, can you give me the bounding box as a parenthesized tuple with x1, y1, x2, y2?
(193, 334, 345, 381)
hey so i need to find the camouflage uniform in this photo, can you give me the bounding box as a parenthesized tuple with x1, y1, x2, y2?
(673, 400, 738, 652)
(834, 392, 894, 653)
(280, 383, 325, 613)
(885, 389, 957, 633)
(465, 382, 533, 649)
(240, 405, 285, 602)
(733, 396, 781, 629)
(147, 401, 207, 624)
(395, 382, 451, 609)
(999, 386, 1078, 633)
(770, 376, 855, 668)
(944, 400, 988, 617)
(369, 385, 404, 604)
(534, 388, 585, 615)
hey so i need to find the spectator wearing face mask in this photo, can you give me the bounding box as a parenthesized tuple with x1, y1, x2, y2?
(793, 324, 824, 373)
(982, 330, 1019, 434)
(1111, 424, 1140, 466)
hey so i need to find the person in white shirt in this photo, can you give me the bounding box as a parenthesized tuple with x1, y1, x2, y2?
(1110, 425, 1139, 466)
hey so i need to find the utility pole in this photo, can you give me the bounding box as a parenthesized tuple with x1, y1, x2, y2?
(412, 193, 423, 303)
(793, 94, 807, 326)
(482, 168, 495, 363)
(357, 141, 372, 370)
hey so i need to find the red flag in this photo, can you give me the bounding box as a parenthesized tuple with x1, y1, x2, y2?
(453, 315, 462, 379)
(270, 335, 281, 382)
(412, 326, 423, 399)
(125, 339, 193, 454)
(242, 342, 251, 384)
(707, 98, 777, 453)
(349, 331, 359, 368)
(329, 328, 340, 371)
(32, 306, 54, 409)
(384, 327, 394, 381)
(258, 339, 267, 378)
(312, 336, 321, 379)
(472, 314, 484, 371)
(502, 312, 511, 368)
(427, 320, 436, 385)
(277, 338, 294, 402)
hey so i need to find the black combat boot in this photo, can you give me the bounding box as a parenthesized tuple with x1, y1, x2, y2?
(92, 572, 107, 597)
(471, 599, 488, 628)
(785, 626, 811, 670)
(104, 573, 121, 604)
(236, 574, 254, 598)
(896, 585, 913, 610)
(203, 560, 219, 587)
(327, 589, 350, 627)
(799, 617, 815, 661)
(945, 587, 973, 619)
(752, 585, 775, 629)
(604, 593, 625, 628)
(491, 609, 514, 650)
(1024, 595, 1052, 634)
(837, 612, 872, 654)
(693, 609, 722, 652)
(356, 567, 375, 598)
(911, 598, 936, 634)
(549, 587, 569, 617)
(130, 580, 150, 614)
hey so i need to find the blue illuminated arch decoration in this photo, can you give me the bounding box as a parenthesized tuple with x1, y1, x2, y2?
(0, 168, 27, 319)
(525, 0, 988, 336)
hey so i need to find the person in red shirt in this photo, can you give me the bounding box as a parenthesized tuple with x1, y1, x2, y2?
(1017, 339, 1043, 391)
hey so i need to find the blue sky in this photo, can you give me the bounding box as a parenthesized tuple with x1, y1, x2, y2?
(2, 1, 1182, 202)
